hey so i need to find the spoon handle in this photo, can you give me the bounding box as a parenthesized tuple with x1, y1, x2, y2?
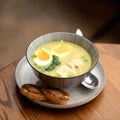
(76, 29, 99, 89)
(76, 29, 83, 36)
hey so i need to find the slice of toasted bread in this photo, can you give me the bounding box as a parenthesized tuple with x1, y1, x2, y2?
(20, 84, 46, 101)
(42, 87, 70, 104)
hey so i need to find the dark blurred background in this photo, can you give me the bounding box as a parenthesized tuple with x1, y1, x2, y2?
(0, 0, 120, 69)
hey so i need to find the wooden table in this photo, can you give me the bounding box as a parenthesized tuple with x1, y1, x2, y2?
(0, 43, 120, 120)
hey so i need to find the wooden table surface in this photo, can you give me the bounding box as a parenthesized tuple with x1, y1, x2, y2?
(0, 43, 120, 120)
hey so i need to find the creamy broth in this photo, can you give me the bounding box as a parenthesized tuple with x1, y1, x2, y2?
(31, 40, 92, 78)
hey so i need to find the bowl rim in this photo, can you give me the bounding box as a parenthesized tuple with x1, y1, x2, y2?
(25, 32, 99, 79)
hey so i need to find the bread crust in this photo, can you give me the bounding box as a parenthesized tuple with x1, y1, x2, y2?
(20, 84, 46, 101)
(42, 87, 70, 104)
(20, 84, 70, 104)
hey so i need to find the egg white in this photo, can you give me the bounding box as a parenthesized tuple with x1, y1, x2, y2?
(33, 56, 52, 66)
(33, 48, 52, 66)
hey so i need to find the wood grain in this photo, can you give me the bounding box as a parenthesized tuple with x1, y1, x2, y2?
(0, 43, 120, 120)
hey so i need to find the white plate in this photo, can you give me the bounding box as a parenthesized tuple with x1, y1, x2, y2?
(15, 57, 106, 109)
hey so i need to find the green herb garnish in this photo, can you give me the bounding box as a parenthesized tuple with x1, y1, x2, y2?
(81, 56, 88, 62)
(45, 55, 61, 71)
(32, 54, 37, 58)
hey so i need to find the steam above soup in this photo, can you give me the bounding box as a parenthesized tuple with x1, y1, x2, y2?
(31, 40, 92, 78)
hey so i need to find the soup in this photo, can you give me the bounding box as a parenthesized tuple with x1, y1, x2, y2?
(31, 40, 92, 78)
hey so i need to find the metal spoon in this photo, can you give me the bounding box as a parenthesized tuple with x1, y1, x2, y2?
(76, 29, 99, 89)
(82, 73, 99, 89)
(76, 29, 83, 36)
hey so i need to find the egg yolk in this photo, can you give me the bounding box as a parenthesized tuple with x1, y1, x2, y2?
(38, 49, 50, 61)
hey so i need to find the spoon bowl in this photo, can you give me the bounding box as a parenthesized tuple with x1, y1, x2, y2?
(82, 73, 99, 89)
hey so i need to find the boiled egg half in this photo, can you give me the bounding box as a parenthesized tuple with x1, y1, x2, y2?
(33, 48, 52, 66)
